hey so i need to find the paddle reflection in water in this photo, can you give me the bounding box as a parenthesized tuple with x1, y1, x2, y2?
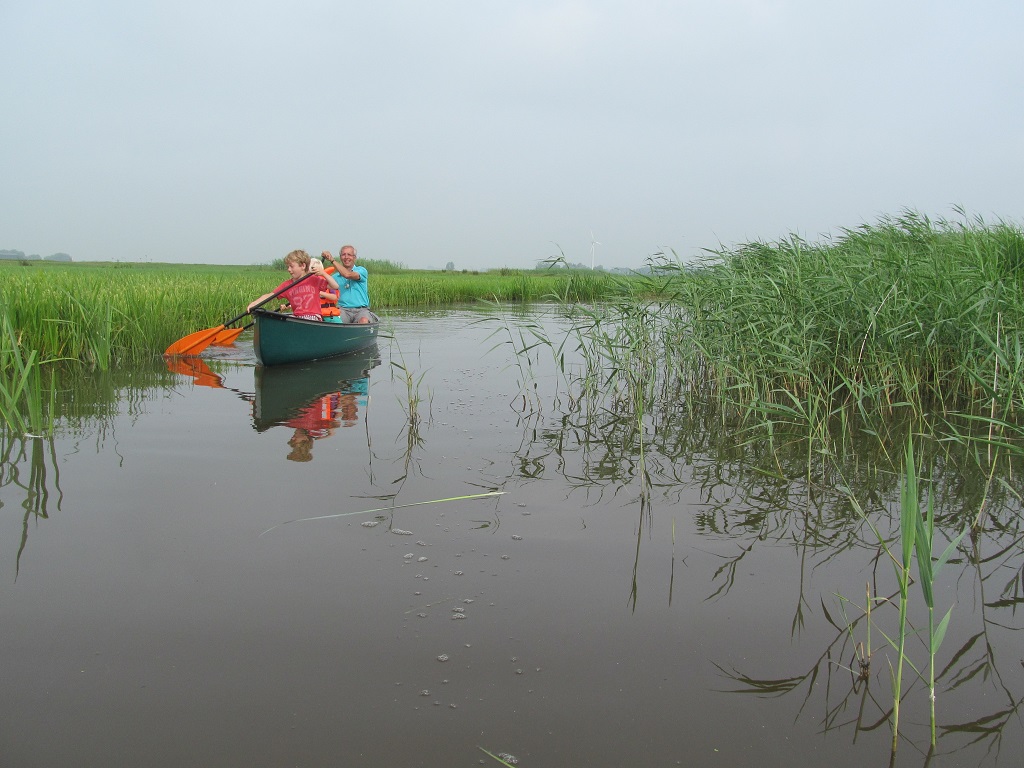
(163, 354, 228, 390)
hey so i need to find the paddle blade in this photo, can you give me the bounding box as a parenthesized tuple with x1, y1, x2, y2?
(210, 326, 246, 346)
(163, 325, 225, 357)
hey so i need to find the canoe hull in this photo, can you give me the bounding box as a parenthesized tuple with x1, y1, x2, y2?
(252, 310, 380, 366)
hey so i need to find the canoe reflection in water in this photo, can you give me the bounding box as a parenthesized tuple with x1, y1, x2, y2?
(168, 345, 382, 462)
(256, 346, 380, 461)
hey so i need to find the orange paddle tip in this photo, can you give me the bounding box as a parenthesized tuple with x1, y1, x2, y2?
(163, 325, 225, 357)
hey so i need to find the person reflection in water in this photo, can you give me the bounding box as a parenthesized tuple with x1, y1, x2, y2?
(286, 429, 316, 462)
(337, 393, 360, 427)
(338, 377, 369, 427)
(280, 378, 370, 461)
(284, 396, 339, 462)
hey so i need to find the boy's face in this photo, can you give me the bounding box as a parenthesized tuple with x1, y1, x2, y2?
(339, 248, 357, 269)
(286, 260, 306, 279)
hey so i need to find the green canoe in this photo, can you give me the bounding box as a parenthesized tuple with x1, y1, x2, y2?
(252, 309, 381, 366)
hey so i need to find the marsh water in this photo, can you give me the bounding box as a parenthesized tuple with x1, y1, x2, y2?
(2, 306, 1023, 768)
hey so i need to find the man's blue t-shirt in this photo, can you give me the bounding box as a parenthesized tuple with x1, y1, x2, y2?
(338, 266, 369, 308)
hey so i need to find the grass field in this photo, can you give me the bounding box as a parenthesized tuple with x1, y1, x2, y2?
(0, 259, 631, 366)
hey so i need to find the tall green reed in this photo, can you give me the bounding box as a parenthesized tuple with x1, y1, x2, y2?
(840, 437, 967, 755)
(0, 311, 58, 436)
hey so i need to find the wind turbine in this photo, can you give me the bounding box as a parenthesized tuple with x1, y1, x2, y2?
(589, 231, 601, 270)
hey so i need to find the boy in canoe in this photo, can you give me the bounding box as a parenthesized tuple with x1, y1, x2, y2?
(248, 250, 338, 320)
(321, 244, 371, 324)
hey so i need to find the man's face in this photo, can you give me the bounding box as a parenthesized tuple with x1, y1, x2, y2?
(340, 248, 356, 269)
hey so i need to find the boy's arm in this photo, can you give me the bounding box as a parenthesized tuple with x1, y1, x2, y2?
(247, 292, 273, 311)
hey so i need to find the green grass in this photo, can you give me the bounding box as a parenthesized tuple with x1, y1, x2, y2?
(509, 210, 1024, 463)
(0, 260, 631, 368)
(676, 210, 1024, 423)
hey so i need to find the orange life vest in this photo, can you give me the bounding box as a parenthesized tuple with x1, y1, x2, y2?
(319, 264, 341, 317)
(321, 290, 340, 317)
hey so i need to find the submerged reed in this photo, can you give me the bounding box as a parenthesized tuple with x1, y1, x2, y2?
(838, 437, 967, 756)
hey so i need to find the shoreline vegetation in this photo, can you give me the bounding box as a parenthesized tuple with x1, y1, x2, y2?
(2, 210, 1022, 440)
(2, 211, 1024, 421)
(0, 257, 625, 366)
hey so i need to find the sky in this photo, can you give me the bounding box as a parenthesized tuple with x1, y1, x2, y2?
(2, 1, 1021, 270)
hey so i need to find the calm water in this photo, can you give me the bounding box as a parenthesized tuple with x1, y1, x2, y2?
(2, 307, 1022, 767)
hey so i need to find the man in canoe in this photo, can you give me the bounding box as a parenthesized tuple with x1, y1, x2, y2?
(321, 244, 371, 324)
(248, 250, 338, 320)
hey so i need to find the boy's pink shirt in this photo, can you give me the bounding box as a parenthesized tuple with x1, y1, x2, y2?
(274, 275, 329, 317)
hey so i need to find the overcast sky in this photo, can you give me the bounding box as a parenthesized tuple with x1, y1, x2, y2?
(2, 1, 1021, 270)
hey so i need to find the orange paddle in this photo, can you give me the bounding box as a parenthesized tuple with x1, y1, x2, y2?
(210, 324, 250, 346)
(164, 271, 316, 357)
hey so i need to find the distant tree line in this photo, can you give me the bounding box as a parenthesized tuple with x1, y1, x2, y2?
(0, 249, 72, 261)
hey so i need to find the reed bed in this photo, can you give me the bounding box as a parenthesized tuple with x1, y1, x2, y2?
(674, 211, 1024, 428)
(0, 261, 627, 368)
(529, 211, 1024, 463)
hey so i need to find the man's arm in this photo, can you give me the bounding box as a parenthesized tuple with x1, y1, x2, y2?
(310, 260, 340, 290)
(336, 264, 361, 281)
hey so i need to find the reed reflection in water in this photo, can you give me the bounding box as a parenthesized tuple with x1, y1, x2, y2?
(0, 307, 1022, 767)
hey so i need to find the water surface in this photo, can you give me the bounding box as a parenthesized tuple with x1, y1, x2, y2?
(2, 307, 1022, 767)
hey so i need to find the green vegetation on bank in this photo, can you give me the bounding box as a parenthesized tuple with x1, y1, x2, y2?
(4, 210, 1024, 446)
(679, 210, 1024, 418)
(546, 210, 1024, 445)
(0, 260, 629, 368)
